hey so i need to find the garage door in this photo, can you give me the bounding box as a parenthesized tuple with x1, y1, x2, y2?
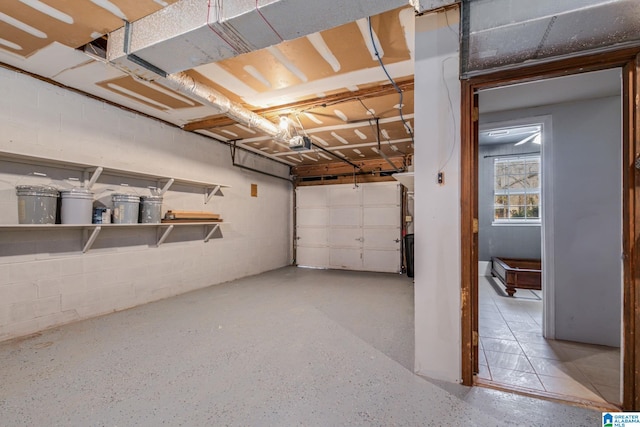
(296, 182, 401, 273)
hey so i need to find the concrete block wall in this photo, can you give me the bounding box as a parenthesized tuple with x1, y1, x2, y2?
(0, 67, 293, 342)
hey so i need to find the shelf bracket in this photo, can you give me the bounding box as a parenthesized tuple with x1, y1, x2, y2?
(204, 185, 221, 204)
(83, 166, 103, 190)
(82, 226, 101, 253)
(158, 178, 175, 196)
(204, 223, 220, 242)
(156, 224, 174, 246)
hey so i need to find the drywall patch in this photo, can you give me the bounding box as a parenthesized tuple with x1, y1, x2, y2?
(0, 0, 178, 57)
(97, 75, 202, 111)
(0, 38, 22, 51)
(306, 33, 341, 72)
(90, 0, 127, 20)
(331, 132, 350, 145)
(210, 6, 412, 97)
(204, 123, 270, 141)
(291, 89, 414, 132)
(267, 46, 309, 83)
(20, 0, 74, 24)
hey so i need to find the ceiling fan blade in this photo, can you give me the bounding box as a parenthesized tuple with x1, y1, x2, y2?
(514, 132, 540, 146)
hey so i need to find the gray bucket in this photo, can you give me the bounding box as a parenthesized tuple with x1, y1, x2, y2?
(139, 196, 163, 224)
(15, 185, 59, 224)
(60, 189, 93, 224)
(112, 194, 140, 224)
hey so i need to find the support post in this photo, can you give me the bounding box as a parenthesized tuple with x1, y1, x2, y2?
(82, 226, 102, 253)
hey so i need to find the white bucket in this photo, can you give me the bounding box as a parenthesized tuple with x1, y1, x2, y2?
(139, 196, 163, 223)
(15, 185, 59, 224)
(112, 194, 140, 224)
(60, 189, 94, 224)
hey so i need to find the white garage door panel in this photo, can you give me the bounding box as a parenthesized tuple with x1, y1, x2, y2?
(297, 186, 327, 207)
(363, 249, 401, 272)
(298, 246, 329, 268)
(363, 228, 400, 250)
(329, 248, 362, 270)
(364, 206, 399, 227)
(330, 207, 360, 227)
(363, 182, 399, 205)
(297, 208, 328, 226)
(329, 227, 361, 247)
(329, 186, 360, 206)
(297, 227, 327, 246)
(296, 182, 401, 273)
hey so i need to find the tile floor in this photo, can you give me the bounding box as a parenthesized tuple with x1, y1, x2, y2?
(477, 275, 621, 406)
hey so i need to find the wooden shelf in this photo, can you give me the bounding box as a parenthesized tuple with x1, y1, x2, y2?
(0, 150, 230, 202)
(0, 222, 228, 252)
(0, 223, 224, 230)
(1, 151, 230, 251)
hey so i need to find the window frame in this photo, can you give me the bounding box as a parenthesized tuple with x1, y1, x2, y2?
(492, 154, 541, 226)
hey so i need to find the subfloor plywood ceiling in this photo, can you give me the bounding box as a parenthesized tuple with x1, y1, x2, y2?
(0, 0, 418, 169)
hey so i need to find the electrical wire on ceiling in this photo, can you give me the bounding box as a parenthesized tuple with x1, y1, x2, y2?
(357, 97, 402, 151)
(293, 112, 361, 169)
(206, 0, 238, 54)
(367, 17, 414, 144)
(294, 78, 413, 118)
(293, 113, 307, 137)
(358, 97, 406, 158)
(443, 6, 458, 39)
(211, 0, 222, 21)
(358, 97, 405, 171)
(255, 0, 284, 42)
(296, 96, 362, 116)
(357, 98, 375, 117)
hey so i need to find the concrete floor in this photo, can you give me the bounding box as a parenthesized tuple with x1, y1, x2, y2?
(0, 267, 600, 426)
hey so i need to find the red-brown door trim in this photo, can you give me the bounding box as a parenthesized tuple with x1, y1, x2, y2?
(460, 48, 640, 410)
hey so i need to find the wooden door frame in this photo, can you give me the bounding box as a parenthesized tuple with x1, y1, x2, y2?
(460, 47, 640, 410)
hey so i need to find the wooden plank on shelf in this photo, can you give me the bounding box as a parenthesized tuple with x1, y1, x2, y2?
(161, 219, 223, 224)
(164, 210, 220, 220)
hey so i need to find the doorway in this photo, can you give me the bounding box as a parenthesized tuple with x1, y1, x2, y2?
(461, 53, 640, 410)
(475, 70, 624, 406)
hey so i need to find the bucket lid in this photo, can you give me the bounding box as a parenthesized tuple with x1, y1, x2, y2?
(61, 188, 94, 199)
(112, 193, 140, 202)
(15, 185, 59, 196)
(140, 196, 163, 202)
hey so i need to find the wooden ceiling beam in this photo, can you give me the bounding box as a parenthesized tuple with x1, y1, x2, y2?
(295, 174, 397, 186)
(293, 156, 405, 178)
(182, 79, 414, 132)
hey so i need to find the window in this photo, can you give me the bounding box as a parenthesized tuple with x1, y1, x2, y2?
(493, 155, 540, 224)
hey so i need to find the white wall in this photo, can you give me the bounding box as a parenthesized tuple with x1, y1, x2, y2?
(478, 142, 542, 262)
(481, 95, 622, 347)
(550, 96, 621, 347)
(413, 8, 462, 382)
(0, 67, 292, 341)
